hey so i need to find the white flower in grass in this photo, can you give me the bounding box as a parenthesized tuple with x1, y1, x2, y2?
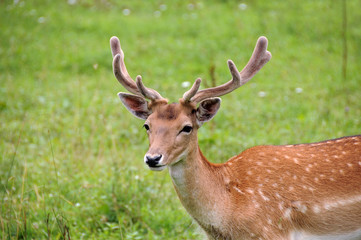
(122, 9, 130, 16)
(239, 3, 247, 10)
(38, 17, 46, 23)
(159, 4, 167, 11)
(258, 91, 266, 98)
(154, 11, 161, 17)
(187, 3, 194, 10)
(75, 202, 81, 207)
(32, 222, 39, 229)
(295, 87, 303, 93)
(68, 0, 76, 5)
(181, 81, 191, 88)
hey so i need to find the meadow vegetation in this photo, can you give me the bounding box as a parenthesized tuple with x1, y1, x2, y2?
(1, 0, 360, 239)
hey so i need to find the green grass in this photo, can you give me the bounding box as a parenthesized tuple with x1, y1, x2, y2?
(1, 0, 360, 239)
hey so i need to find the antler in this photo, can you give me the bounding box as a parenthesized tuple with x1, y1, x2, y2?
(184, 36, 272, 103)
(110, 36, 163, 101)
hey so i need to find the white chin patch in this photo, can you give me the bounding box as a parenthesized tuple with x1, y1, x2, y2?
(149, 165, 166, 171)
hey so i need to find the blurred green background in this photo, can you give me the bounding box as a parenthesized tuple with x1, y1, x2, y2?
(1, 0, 360, 239)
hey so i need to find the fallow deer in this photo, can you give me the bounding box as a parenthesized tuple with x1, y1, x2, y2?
(109, 36, 361, 240)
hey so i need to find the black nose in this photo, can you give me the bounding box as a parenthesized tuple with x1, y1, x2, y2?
(145, 154, 162, 167)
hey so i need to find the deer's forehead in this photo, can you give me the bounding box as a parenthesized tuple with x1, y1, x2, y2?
(151, 103, 195, 121)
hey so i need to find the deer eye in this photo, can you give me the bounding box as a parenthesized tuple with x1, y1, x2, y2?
(143, 123, 150, 131)
(180, 125, 193, 134)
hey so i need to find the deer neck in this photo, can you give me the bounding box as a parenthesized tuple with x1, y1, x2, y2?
(168, 144, 230, 227)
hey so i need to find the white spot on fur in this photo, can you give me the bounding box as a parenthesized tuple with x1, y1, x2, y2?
(283, 208, 292, 219)
(314, 177, 319, 183)
(273, 157, 279, 162)
(285, 155, 290, 159)
(289, 186, 294, 191)
(293, 201, 308, 213)
(359, 161, 361, 166)
(313, 205, 320, 213)
(347, 163, 353, 168)
(293, 175, 298, 180)
(247, 170, 252, 175)
(323, 203, 332, 210)
(246, 189, 254, 194)
(354, 142, 360, 145)
(256, 161, 262, 166)
(305, 167, 310, 172)
(253, 199, 260, 208)
(340, 169, 345, 174)
(293, 158, 299, 164)
(275, 193, 281, 199)
(233, 186, 245, 195)
(258, 189, 270, 201)
(330, 177, 335, 181)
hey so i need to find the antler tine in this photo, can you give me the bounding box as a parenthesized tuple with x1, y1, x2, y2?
(111, 36, 140, 95)
(183, 78, 202, 102)
(110, 36, 164, 101)
(190, 36, 272, 103)
(136, 75, 163, 100)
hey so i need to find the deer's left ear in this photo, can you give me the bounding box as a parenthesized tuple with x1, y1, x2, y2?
(196, 97, 221, 124)
(118, 92, 152, 120)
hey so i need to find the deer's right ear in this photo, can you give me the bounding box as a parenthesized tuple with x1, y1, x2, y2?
(118, 92, 151, 120)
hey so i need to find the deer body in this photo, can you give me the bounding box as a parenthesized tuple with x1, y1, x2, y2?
(109, 36, 361, 239)
(169, 135, 361, 239)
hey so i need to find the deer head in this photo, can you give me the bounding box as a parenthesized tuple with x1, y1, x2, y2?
(110, 36, 271, 171)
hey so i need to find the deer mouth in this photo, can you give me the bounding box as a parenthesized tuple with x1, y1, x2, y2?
(148, 165, 166, 171)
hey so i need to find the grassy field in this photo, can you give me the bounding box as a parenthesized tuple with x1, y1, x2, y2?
(1, 0, 360, 239)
